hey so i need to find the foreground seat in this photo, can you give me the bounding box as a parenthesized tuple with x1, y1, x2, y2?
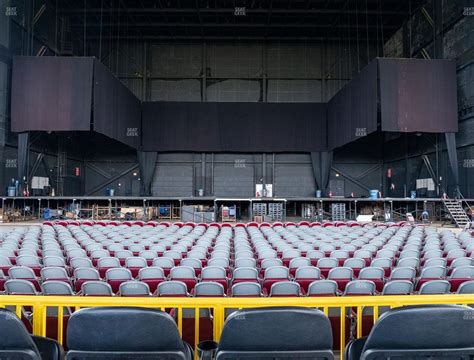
(0, 308, 63, 360)
(216, 307, 334, 359)
(345, 305, 474, 360)
(66, 307, 193, 359)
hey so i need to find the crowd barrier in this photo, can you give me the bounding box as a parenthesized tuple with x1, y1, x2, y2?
(0, 294, 473, 360)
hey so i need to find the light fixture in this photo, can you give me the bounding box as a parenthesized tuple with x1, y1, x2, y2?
(335, 173, 340, 177)
(132, 172, 138, 176)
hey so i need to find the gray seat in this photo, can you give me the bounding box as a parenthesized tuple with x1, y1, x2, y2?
(0, 308, 64, 360)
(216, 307, 333, 359)
(231, 282, 262, 297)
(66, 307, 193, 359)
(119, 281, 151, 297)
(345, 305, 474, 360)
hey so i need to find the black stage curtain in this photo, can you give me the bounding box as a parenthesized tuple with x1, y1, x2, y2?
(137, 151, 158, 196)
(379, 58, 458, 133)
(93, 60, 142, 149)
(327, 60, 378, 149)
(11, 57, 93, 132)
(311, 151, 333, 193)
(142, 102, 327, 152)
(17, 132, 29, 189)
(445, 132, 459, 195)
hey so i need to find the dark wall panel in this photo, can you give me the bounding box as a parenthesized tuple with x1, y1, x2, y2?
(93, 60, 141, 148)
(11, 56, 93, 132)
(142, 102, 327, 152)
(327, 60, 378, 148)
(379, 58, 458, 133)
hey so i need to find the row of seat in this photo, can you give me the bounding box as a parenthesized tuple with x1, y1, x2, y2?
(1, 305, 474, 359)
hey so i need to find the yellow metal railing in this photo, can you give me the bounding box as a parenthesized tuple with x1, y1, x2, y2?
(1, 294, 473, 360)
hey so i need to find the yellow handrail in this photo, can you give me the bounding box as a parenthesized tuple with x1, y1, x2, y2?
(1, 294, 473, 360)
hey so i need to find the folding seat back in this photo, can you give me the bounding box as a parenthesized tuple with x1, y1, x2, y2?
(457, 280, 474, 294)
(128, 244, 145, 255)
(216, 307, 333, 359)
(316, 257, 338, 278)
(43, 256, 66, 268)
(347, 305, 474, 360)
(288, 257, 311, 275)
(389, 266, 416, 281)
(70, 257, 93, 269)
(396, 257, 419, 268)
(423, 257, 447, 268)
(67, 249, 87, 259)
(381, 280, 413, 295)
(119, 281, 150, 297)
(0, 255, 13, 274)
(74, 268, 100, 293)
(234, 257, 256, 269)
(370, 258, 392, 277)
(307, 280, 338, 297)
(263, 266, 289, 292)
(448, 265, 474, 292)
(138, 267, 165, 293)
(235, 250, 254, 259)
(81, 281, 113, 296)
(156, 281, 188, 297)
(231, 282, 262, 297)
(169, 266, 196, 292)
(353, 249, 372, 265)
(201, 266, 228, 291)
(343, 258, 365, 274)
(259, 258, 282, 275)
(194, 282, 225, 297)
(419, 280, 451, 294)
(330, 250, 349, 265)
(208, 257, 229, 269)
(269, 281, 301, 297)
(0, 308, 63, 360)
(5, 279, 37, 295)
(139, 250, 158, 266)
(124, 257, 147, 277)
(344, 280, 376, 296)
(16, 256, 41, 275)
(42, 280, 74, 295)
(97, 257, 121, 277)
(358, 267, 385, 292)
(231, 267, 258, 285)
(152, 257, 174, 276)
(41, 267, 69, 282)
(105, 268, 132, 293)
(450, 257, 473, 269)
(67, 307, 193, 359)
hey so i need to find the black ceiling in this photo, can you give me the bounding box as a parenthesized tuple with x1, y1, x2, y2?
(57, 0, 426, 42)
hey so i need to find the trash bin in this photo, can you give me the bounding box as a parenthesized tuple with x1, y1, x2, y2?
(197, 341, 218, 360)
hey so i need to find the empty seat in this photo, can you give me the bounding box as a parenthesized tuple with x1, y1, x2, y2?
(382, 280, 414, 295)
(416, 265, 446, 290)
(457, 280, 474, 294)
(74, 268, 100, 293)
(5, 279, 37, 295)
(201, 266, 228, 292)
(419, 280, 451, 294)
(231, 282, 262, 297)
(262, 266, 290, 293)
(0, 308, 63, 360)
(345, 305, 474, 360)
(66, 307, 193, 359)
(97, 257, 121, 278)
(169, 266, 197, 292)
(81, 281, 113, 296)
(124, 257, 147, 278)
(8, 267, 41, 291)
(344, 280, 376, 296)
(119, 281, 151, 297)
(216, 307, 333, 359)
(155, 281, 188, 297)
(317, 258, 339, 278)
(294, 266, 321, 294)
(105, 268, 133, 294)
(307, 280, 339, 297)
(358, 267, 384, 292)
(152, 257, 175, 276)
(194, 282, 225, 297)
(40, 267, 69, 283)
(42, 280, 74, 295)
(269, 281, 301, 297)
(138, 267, 166, 293)
(231, 267, 259, 286)
(448, 265, 474, 292)
(327, 267, 353, 292)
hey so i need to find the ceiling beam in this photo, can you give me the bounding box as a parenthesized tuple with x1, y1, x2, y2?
(59, 8, 409, 15)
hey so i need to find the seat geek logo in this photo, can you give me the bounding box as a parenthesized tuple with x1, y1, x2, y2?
(5, 6, 17, 16)
(126, 127, 139, 137)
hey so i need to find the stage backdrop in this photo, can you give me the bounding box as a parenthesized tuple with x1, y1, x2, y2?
(379, 58, 458, 133)
(141, 102, 328, 152)
(93, 60, 141, 149)
(327, 60, 378, 148)
(11, 56, 93, 132)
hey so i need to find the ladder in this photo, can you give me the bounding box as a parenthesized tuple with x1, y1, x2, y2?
(442, 198, 471, 228)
